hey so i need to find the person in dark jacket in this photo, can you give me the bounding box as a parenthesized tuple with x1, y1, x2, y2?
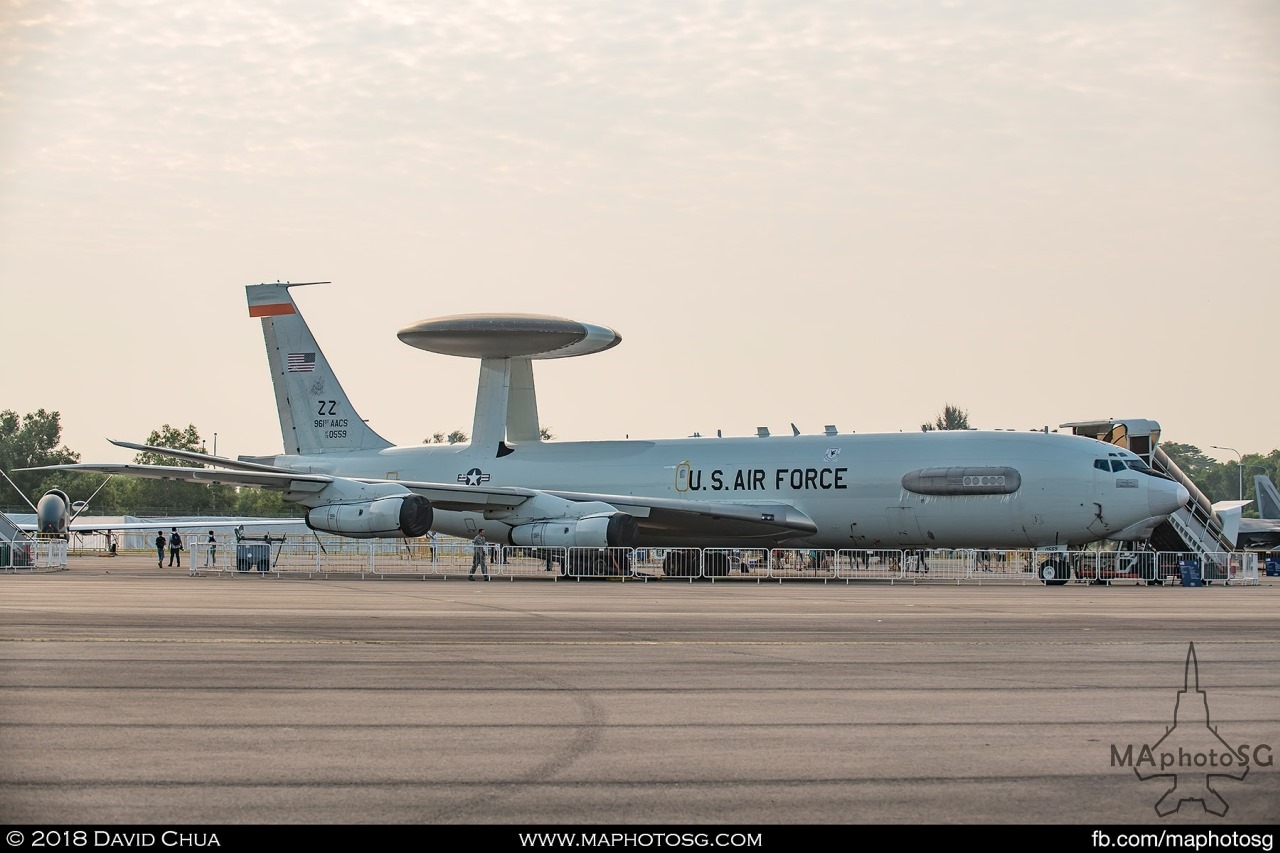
(469, 529, 489, 581)
(168, 528, 184, 567)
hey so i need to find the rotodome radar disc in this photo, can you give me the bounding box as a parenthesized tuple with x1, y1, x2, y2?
(397, 313, 622, 359)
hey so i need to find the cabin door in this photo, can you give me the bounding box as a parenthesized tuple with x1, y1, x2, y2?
(884, 507, 923, 545)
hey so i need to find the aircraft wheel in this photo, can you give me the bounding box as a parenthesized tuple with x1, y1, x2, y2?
(663, 550, 699, 577)
(704, 552, 730, 577)
(1039, 559, 1070, 586)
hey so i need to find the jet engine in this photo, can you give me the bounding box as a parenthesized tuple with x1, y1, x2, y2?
(486, 492, 638, 548)
(509, 512, 638, 549)
(302, 481, 433, 539)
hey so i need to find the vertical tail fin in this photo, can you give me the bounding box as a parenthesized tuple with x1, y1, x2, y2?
(246, 282, 392, 456)
(1255, 475, 1280, 519)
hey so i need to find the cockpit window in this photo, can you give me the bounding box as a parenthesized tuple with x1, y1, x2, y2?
(1094, 454, 1166, 478)
(1096, 456, 1155, 474)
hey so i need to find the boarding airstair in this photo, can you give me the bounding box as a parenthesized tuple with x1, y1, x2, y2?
(0, 509, 36, 567)
(0, 509, 31, 542)
(1148, 447, 1236, 560)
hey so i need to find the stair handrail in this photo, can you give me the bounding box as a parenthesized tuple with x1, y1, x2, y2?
(1166, 509, 1213, 563)
(1151, 448, 1234, 550)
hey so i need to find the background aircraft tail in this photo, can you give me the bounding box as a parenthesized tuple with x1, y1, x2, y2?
(246, 282, 392, 456)
(1255, 474, 1280, 519)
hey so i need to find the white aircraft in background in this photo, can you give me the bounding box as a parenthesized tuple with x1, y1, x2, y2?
(25, 281, 1189, 579)
(0, 470, 113, 538)
(1, 469, 298, 541)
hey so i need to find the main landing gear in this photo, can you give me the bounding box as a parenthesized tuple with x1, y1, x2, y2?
(1038, 559, 1071, 586)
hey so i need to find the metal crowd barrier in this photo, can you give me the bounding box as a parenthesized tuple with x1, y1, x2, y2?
(0, 539, 68, 572)
(177, 539, 1265, 586)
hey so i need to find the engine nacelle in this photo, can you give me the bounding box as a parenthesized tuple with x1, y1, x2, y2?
(306, 494, 433, 539)
(510, 512, 638, 549)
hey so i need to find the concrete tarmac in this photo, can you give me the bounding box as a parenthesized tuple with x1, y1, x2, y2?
(1, 553, 1277, 826)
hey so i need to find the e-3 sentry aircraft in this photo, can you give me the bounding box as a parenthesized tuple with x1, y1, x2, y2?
(26, 282, 1188, 574)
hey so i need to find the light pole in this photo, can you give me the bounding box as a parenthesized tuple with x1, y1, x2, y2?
(1210, 445, 1243, 500)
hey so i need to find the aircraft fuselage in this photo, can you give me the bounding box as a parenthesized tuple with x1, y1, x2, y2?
(271, 429, 1184, 549)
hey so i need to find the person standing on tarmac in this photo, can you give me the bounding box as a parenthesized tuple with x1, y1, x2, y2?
(156, 531, 166, 568)
(469, 528, 490, 581)
(168, 528, 183, 568)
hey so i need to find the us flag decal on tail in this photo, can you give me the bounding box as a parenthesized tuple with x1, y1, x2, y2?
(287, 352, 317, 372)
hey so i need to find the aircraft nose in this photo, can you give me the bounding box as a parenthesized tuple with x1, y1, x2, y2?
(1151, 481, 1190, 517)
(38, 504, 62, 531)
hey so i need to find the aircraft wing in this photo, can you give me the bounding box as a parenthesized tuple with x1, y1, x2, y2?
(87, 444, 817, 540)
(70, 443, 819, 540)
(21, 461, 335, 491)
(10, 518, 304, 534)
(1237, 518, 1280, 550)
(106, 439, 302, 473)
(24, 461, 815, 543)
(17, 462, 544, 510)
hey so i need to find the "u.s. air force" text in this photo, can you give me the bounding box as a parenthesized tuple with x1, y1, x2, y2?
(685, 468, 848, 491)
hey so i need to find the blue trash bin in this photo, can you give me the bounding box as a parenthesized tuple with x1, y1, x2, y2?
(1266, 559, 1279, 577)
(1179, 560, 1202, 587)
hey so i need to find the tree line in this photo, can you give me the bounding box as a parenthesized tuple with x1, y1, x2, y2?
(0, 412, 298, 517)
(2, 407, 1278, 518)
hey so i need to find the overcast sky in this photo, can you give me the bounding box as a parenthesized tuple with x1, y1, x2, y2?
(2, 0, 1277, 465)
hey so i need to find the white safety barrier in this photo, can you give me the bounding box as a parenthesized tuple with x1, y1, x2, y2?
(142, 536, 1273, 587)
(1, 539, 67, 571)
